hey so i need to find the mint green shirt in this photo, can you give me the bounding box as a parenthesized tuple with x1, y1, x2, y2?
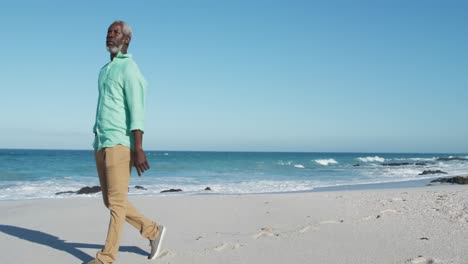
(93, 52, 147, 150)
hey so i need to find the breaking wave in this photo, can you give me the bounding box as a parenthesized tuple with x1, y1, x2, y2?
(315, 159, 338, 166)
(357, 156, 385, 162)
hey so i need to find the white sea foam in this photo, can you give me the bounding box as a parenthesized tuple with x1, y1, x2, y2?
(393, 157, 437, 162)
(294, 164, 305, 169)
(129, 180, 321, 196)
(379, 168, 423, 178)
(202, 180, 318, 194)
(277, 160, 293, 166)
(0, 179, 95, 201)
(357, 156, 385, 162)
(314, 159, 338, 166)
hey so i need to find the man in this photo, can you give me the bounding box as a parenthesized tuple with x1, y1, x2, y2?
(89, 21, 166, 264)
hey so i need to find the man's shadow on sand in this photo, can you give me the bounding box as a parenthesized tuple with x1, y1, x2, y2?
(0, 224, 148, 263)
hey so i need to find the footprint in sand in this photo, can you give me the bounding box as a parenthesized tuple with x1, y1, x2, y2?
(214, 242, 242, 251)
(253, 227, 278, 239)
(214, 243, 229, 251)
(381, 209, 398, 214)
(299, 225, 312, 233)
(231, 243, 242, 249)
(319, 220, 342, 225)
(406, 256, 435, 264)
(297, 220, 342, 234)
(361, 210, 398, 221)
(156, 249, 175, 258)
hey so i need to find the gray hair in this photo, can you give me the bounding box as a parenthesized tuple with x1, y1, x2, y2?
(113, 20, 133, 38)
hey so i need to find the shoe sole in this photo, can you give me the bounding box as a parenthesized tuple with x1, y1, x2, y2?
(149, 225, 166, 260)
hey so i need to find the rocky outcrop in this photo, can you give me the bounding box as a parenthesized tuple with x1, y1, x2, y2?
(56, 185, 150, 196)
(382, 162, 411, 166)
(77, 186, 102, 194)
(430, 176, 468, 184)
(160, 188, 183, 193)
(55, 191, 76, 195)
(436, 157, 468, 161)
(381, 162, 427, 166)
(56, 186, 102, 195)
(419, 170, 447, 175)
(204, 187, 212, 191)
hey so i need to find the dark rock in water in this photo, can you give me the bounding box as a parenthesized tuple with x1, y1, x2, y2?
(436, 157, 468, 161)
(135, 185, 147, 190)
(56, 186, 102, 195)
(382, 162, 428, 166)
(55, 191, 76, 195)
(76, 186, 102, 194)
(419, 170, 447, 175)
(382, 162, 412, 166)
(204, 187, 212, 191)
(161, 188, 183, 193)
(431, 176, 468, 185)
(353, 164, 360, 167)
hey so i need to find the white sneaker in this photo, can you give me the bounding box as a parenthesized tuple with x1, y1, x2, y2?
(148, 225, 166, 260)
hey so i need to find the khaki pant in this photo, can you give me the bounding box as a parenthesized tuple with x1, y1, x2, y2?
(94, 144, 158, 264)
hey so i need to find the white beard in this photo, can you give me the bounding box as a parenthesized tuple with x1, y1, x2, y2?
(106, 44, 123, 54)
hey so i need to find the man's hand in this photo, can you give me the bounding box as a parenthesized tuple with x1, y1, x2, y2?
(132, 130, 149, 176)
(133, 148, 150, 176)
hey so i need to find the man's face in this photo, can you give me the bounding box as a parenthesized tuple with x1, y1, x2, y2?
(106, 23, 127, 54)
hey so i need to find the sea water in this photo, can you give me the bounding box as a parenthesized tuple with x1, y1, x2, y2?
(0, 149, 467, 200)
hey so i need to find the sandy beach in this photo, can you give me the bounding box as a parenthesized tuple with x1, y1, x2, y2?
(1, 184, 467, 264)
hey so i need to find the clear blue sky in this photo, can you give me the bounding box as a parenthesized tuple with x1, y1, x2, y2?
(1, 0, 467, 153)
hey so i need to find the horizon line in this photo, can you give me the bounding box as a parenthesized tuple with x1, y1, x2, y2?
(0, 147, 466, 155)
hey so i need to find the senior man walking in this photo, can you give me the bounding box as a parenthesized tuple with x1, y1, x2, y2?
(89, 21, 165, 264)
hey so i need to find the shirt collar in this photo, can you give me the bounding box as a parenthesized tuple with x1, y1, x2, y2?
(115, 51, 132, 59)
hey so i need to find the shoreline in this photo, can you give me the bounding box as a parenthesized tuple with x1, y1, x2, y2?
(0, 174, 463, 202)
(195, 176, 451, 196)
(312, 176, 443, 192)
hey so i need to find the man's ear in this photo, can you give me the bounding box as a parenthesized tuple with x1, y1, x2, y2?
(124, 36, 131, 45)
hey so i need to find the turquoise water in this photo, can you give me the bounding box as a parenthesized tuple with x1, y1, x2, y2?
(0, 149, 467, 200)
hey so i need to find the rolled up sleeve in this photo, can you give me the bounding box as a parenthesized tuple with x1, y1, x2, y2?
(124, 63, 147, 132)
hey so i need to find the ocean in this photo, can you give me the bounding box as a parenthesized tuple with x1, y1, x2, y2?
(0, 149, 467, 201)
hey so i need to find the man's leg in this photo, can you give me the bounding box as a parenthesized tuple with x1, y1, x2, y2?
(95, 149, 109, 208)
(125, 201, 159, 240)
(96, 148, 157, 240)
(95, 145, 132, 264)
(125, 150, 159, 240)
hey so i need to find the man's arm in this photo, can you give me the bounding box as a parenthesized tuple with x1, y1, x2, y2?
(132, 129, 150, 176)
(123, 62, 149, 176)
